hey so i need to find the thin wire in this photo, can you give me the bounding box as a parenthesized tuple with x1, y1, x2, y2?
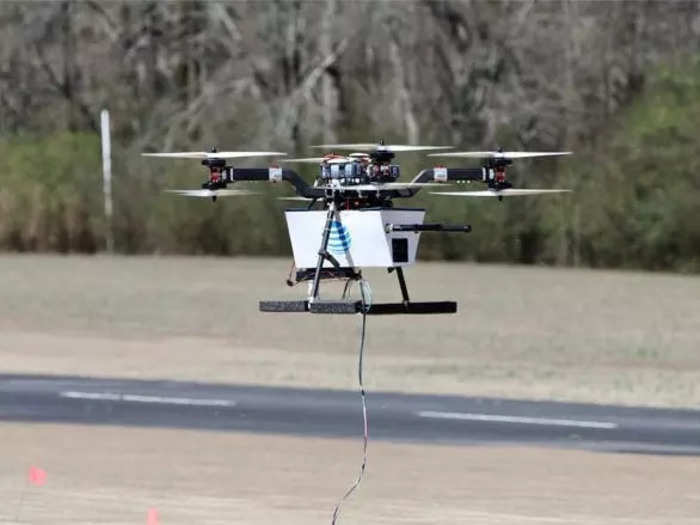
(359, 279, 373, 310)
(330, 280, 370, 525)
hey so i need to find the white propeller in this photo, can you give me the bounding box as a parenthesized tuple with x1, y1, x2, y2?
(317, 182, 445, 192)
(431, 189, 571, 197)
(312, 143, 453, 153)
(281, 157, 328, 164)
(428, 151, 572, 159)
(143, 151, 287, 160)
(164, 189, 259, 198)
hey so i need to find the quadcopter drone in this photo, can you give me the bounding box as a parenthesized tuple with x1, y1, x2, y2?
(143, 143, 570, 315)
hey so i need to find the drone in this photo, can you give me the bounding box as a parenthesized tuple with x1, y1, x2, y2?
(143, 143, 570, 315)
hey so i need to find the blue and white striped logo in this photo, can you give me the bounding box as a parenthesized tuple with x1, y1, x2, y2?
(328, 221, 352, 255)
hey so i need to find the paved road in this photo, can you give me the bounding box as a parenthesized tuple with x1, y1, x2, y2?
(1, 374, 699, 455)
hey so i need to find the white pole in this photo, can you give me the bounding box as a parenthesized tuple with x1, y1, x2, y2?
(100, 109, 114, 253)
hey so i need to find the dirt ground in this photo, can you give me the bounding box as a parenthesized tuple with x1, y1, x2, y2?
(0, 422, 698, 525)
(0, 255, 699, 407)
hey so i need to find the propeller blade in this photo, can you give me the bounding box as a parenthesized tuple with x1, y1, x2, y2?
(311, 143, 377, 150)
(316, 182, 445, 192)
(431, 189, 571, 197)
(384, 145, 454, 152)
(281, 157, 328, 164)
(143, 152, 211, 159)
(143, 151, 287, 160)
(428, 151, 572, 159)
(209, 151, 287, 159)
(311, 143, 453, 153)
(164, 189, 259, 198)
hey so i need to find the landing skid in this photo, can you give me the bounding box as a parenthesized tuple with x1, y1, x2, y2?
(259, 299, 457, 315)
(261, 263, 457, 315)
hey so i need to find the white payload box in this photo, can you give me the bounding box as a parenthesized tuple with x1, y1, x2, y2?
(285, 208, 425, 268)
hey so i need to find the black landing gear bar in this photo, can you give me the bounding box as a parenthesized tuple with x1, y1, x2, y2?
(260, 264, 457, 314)
(390, 266, 410, 305)
(386, 223, 472, 233)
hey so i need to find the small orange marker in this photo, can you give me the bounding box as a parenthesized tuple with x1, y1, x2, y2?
(28, 466, 46, 486)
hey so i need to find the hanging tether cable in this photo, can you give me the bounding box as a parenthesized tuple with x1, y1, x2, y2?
(331, 279, 371, 525)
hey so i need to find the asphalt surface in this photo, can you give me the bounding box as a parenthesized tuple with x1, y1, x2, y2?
(1, 374, 699, 455)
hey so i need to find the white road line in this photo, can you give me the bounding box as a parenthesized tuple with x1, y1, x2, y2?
(59, 391, 236, 408)
(417, 410, 618, 429)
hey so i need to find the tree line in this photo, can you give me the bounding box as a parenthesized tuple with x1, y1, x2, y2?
(0, 1, 698, 271)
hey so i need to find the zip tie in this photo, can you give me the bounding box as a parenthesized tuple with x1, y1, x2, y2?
(331, 280, 370, 525)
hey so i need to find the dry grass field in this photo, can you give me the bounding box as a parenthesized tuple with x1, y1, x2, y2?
(0, 254, 699, 407)
(0, 422, 699, 525)
(1, 255, 700, 524)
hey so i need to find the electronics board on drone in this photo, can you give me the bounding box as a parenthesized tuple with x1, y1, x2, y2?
(143, 142, 570, 315)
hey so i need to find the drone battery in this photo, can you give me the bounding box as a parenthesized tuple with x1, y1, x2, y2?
(285, 208, 425, 268)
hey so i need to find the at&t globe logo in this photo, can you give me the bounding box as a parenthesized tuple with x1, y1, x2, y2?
(328, 221, 352, 255)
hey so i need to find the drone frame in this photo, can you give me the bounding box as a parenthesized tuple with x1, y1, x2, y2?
(143, 146, 570, 315)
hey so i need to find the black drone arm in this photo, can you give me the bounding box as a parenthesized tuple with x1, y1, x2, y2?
(228, 168, 323, 198)
(412, 167, 485, 184)
(398, 167, 485, 197)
